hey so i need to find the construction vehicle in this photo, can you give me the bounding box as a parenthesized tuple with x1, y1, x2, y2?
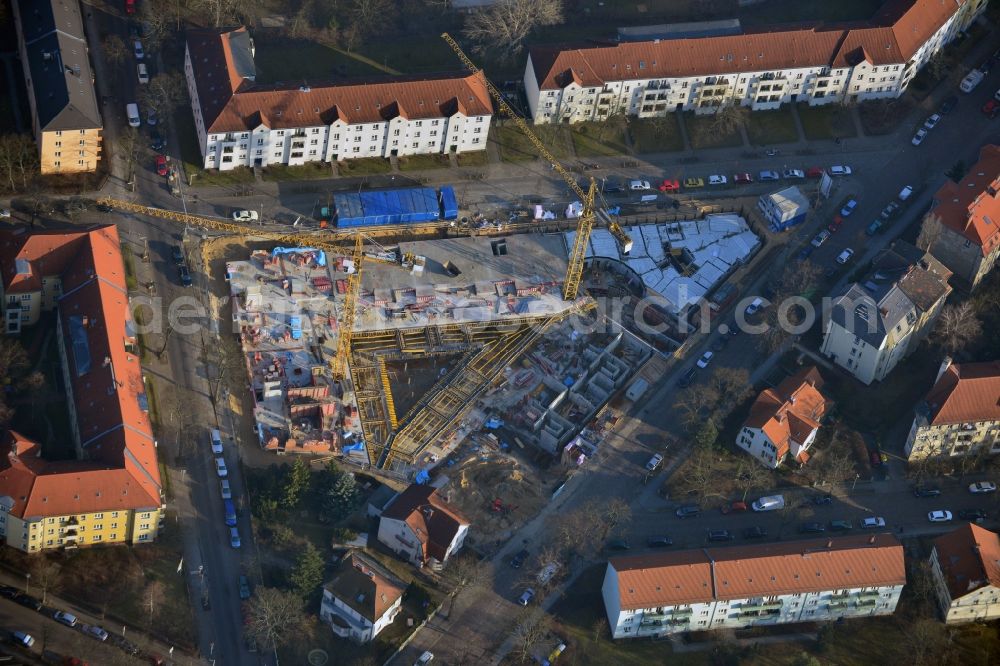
(441, 33, 632, 301)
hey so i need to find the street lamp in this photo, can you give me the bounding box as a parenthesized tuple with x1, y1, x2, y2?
(24, 573, 30, 595)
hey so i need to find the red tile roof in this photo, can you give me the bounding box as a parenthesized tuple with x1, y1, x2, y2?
(610, 534, 905, 610)
(930, 144, 1000, 255)
(744, 366, 831, 461)
(0, 228, 91, 294)
(0, 226, 160, 520)
(382, 484, 469, 563)
(186, 28, 492, 134)
(529, 0, 965, 90)
(933, 524, 1000, 600)
(325, 550, 406, 623)
(925, 359, 1000, 426)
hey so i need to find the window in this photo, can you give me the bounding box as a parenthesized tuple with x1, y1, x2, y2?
(432, 120, 439, 126)
(352, 147, 360, 153)
(473, 128, 481, 134)
(309, 150, 317, 156)
(20, 294, 30, 301)
(138, 534, 149, 541)
(310, 139, 318, 145)
(412, 142, 419, 148)
(79, 140, 85, 146)
(140, 523, 150, 530)
(55, 152, 61, 157)
(94, 524, 103, 530)
(333, 134, 340, 140)
(370, 135, 378, 142)
(110, 533, 117, 540)
(240, 133, 249, 139)
(415, 132, 421, 138)
(256, 149, 262, 156)
(311, 128, 319, 134)
(56, 131, 63, 136)
(354, 136, 361, 142)
(257, 138, 263, 145)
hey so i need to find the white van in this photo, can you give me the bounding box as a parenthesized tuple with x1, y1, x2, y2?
(126, 103, 140, 128)
(751, 494, 785, 512)
(137, 63, 149, 84)
(744, 297, 765, 316)
(960, 69, 984, 93)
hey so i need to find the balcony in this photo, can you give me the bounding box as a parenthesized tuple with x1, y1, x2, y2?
(856, 599, 878, 608)
(828, 601, 850, 610)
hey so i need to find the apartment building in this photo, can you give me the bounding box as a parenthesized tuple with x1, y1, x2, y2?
(820, 240, 952, 385)
(0, 227, 162, 553)
(921, 144, 1000, 290)
(11, 0, 102, 174)
(736, 366, 832, 469)
(184, 28, 492, 172)
(602, 534, 905, 639)
(904, 357, 1000, 461)
(377, 484, 470, 570)
(524, 0, 986, 124)
(320, 550, 405, 643)
(930, 524, 1000, 624)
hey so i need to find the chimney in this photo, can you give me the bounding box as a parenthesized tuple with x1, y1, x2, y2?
(868, 535, 876, 545)
(935, 356, 953, 383)
(826, 540, 833, 549)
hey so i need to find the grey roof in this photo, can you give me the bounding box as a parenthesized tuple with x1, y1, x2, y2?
(227, 30, 256, 81)
(15, 0, 102, 132)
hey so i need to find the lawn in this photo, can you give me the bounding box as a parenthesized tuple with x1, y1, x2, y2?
(629, 117, 685, 153)
(685, 113, 743, 150)
(494, 122, 574, 162)
(570, 121, 630, 157)
(858, 98, 915, 136)
(338, 157, 392, 175)
(737, 0, 883, 26)
(797, 103, 857, 140)
(746, 107, 800, 146)
(254, 37, 382, 83)
(398, 153, 451, 171)
(457, 150, 490, 167)
(261, 162, 336, 181)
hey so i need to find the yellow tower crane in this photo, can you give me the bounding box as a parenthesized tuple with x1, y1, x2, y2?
(440, 33, 633, 301)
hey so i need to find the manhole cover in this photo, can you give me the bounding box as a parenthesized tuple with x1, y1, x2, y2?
(307, 649, 329, 665)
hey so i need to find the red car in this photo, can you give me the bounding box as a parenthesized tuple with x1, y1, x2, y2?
(805, 167, 824, 178)
(720, 501, 748, 514)
(983, 100, 999, 119)
(155, 154, 168, 176)
(125, 0, 135, 15)
(828, 215, 844, 233)
(733, 172, 753, 184)
(658, 179, 680, 192)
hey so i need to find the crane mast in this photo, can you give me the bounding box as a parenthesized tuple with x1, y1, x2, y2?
(440, 33, 632, 301)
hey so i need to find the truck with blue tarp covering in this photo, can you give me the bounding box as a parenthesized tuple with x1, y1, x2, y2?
(332, 186, 459, 227)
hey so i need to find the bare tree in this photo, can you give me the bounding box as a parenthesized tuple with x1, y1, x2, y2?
(444, 555, 491, 614)
(510, 608, 550, 663)
(143, 580, 166, 630)
(932, 302, 982, 353)
(601, 498, 632, 538)
(30, 560, 62, 605)
(711, 104, 750, 136)
(139, 72, 187, 119)
(193, 0, 251, 28)
(734, 461, 770, 501)
(0, 134, 38, 193)
(102, 35, 129, 66)
(710, 367, 753, 412)
(350, 0, 392, 35)
(910, 618, 949, 666)
(675, 384, 720, 429)
(139, 2, 172, 50)
(916, 212, 943, 252)
(245, 587, 309, 650)
(677, 448, 721, 503)
(812, 442, 856, 486)
(926, 52, 949, 81)
(117, 126, 140, 171)
(463, 0, 564, 60)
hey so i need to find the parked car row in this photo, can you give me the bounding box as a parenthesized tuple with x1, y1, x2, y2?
(624, 165, 852, 194)
(210, 429, 242, 550)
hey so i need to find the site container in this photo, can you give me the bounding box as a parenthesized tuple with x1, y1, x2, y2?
(334, 187, 442, 227)
(439, 186, 459, 219)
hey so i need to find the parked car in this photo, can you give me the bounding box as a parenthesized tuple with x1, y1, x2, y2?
(232, 210, 259, 222)
(805, 167, 825, 178)
(958, 509, 987, 522)
(828, 216, 844, 233)
(239, 575, 252, 600)
(155, 154, 168, 176)
(215, 457, 228, 477)
(733, 172, 753, 184)
(711, 336, 728, 352)
(743, 526, 767, 539)
(812, 495, 833, 506)
(721, 501, 748, 514)
(899, 185, 914, 201)
(829, 165, 852, 176)
(923, 113, 941, 129)
(0, 586, 19, 599)
(869, 449, 882, 467)
(911, 128, 928, 145)
(146, 109, 158, 126)
(83, 624, 109, 641)
(178, 265, 192, 286)
(759, 170, 780, 181)
(696, 351, 713, 368)
(150, 134, 166, 152)
(11, 631, 34, 648)
(53, 611, 78, 627)
(170, 245, 184, 265)
(982, 100, 1000, 119)
(880, 201, 900, 219)
(707, 529, 734, 542)
(510, 549, 529, 569)
(137, 62, 149, 84)
(647, 536, 673, 548)
(684, 177, 704, 188)
(414, 652, 435, 666)
(829, 520, 853, 531)
(836, 248, 854, 265)
(797, 246, 814, 261)
(839, 199, 858, 217)
(708, 174, 727, 185)
(675, 504, 701, 519)
(230, 527, 242, 548)
(765, 148, 779, 156)
(782, 169, 805, 179)
(744, 297, 765, 316)
(606, 538, 631, 551)
(861, 516, 886, 529)
(800, 522, 826, 533)
(927, 510, 953, 522)
(811, 230, 831, 247)
(969, 481, 997, 494)
(629, 179, 651, 191)
(210, 429, 224, 454)
(913, 485, 941, 497)
(645, 453, 664, 471)
(517, 588, 535, 606)
(677, 366, 696, 388)
(133, 40, 144, 59)
(0, 208, 11, 218)
(14, 594, 43, 611)
(603, 182, 623, 193)
(658, 179, 680, 192)
(220, 479, 232, 500)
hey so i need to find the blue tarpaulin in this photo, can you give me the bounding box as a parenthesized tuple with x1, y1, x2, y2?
(485, 417, 504, 429)
(270, 247, 327, 266)
(439, 186, 459, 219)
(415, 470, 430, 484)
(334, 187, 442, 227)
(342, 441, 365, 453)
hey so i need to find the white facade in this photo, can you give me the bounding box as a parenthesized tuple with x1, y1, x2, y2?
(377, 515, 469, 568)
(525, 0, 985, 124)
(735, 425, 819, 469)
(820, 315, 910, 386)
(602, 565, 902, 639)
(930, 548, 1000, 624)
(319, 587, 401, 643)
